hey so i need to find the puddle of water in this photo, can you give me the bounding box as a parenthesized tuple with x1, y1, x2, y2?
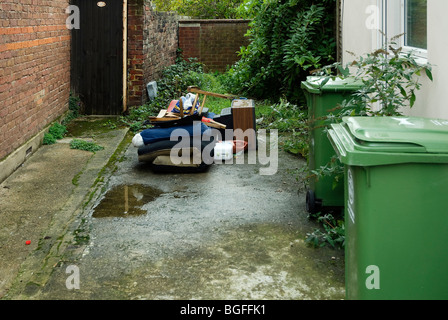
(92, 184, 163, 218)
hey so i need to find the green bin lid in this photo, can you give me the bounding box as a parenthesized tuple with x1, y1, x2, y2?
(301, 76, 363, 94)
(345, 116, 448, 153)
(328, 116, 448, 166)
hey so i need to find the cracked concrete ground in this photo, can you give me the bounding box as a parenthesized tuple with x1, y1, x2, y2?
(0, 118, 345, 301)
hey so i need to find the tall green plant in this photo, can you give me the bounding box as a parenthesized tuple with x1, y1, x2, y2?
(318, 41, 433, 117)
(224, 0, 336, 103)
(313, 43, 433, 188)
(306, 42, 433, 248)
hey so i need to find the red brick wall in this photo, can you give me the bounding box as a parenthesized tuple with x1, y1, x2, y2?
(179, 25, 200, 59)
(127, 0, 178, 107)
(142, 5, 178, 93)
(127, 0, 145, 107)
(178, 19, 251, 72)
(0, 0, 71, 161)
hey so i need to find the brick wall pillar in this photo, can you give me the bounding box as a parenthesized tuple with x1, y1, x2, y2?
(0, 0, 71, 161)
(127, 0, 145, 107)
(126, 0, 179, 108)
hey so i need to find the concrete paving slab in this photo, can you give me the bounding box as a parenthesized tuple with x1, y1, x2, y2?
(0, 122, 129, 299)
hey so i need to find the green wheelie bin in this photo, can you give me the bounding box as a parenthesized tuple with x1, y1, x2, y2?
(328, 116, 448, 300)
(301, 76, 362, 214)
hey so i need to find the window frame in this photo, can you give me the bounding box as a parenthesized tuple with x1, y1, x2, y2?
(380, 0, 428, 62)
(401, 0, 428, 60)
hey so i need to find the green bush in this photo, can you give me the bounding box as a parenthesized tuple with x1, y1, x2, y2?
(70, 139, 104, 152)
(256, 99, 309, 157)
(157, 56, 205, 101)
(43, 133, 57, 145)
(48, 122, 67, 140)
(43, 122, 68, 145)
(61, 92, 82, 125)
(306, 213, 345, 249)
(224, 0, 336, 103)
(317, 40, 433, 117)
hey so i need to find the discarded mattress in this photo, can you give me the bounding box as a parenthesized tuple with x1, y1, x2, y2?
(132, 122, 212, 148)
(137, 137, 216, 172)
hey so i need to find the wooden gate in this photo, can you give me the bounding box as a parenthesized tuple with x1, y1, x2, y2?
(70, 0, 123, 115)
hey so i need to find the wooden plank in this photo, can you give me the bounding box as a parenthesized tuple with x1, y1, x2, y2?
(156, 109, 167, 118)
(187, 86, 236, 100)
(179, 98, 184, 118)
(202, 118, 226, 129)
(149, 116, 181, 122)
(199, 95, 207, 115)
(190, 94, 199, 115)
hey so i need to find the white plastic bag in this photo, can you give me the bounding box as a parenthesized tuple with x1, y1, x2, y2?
(132, 133, 144, 148)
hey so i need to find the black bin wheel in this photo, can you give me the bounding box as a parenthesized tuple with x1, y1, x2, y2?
(306, 190, 322, 214)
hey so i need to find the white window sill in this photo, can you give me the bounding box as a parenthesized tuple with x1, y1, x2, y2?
(401, 46, 429, 66)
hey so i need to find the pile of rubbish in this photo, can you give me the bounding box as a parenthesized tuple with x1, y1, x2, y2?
(132, 86, 253, 172)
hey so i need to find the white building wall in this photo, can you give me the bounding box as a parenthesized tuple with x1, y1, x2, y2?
(341, 0, 378, 63)
(341, 0, 448, 120)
